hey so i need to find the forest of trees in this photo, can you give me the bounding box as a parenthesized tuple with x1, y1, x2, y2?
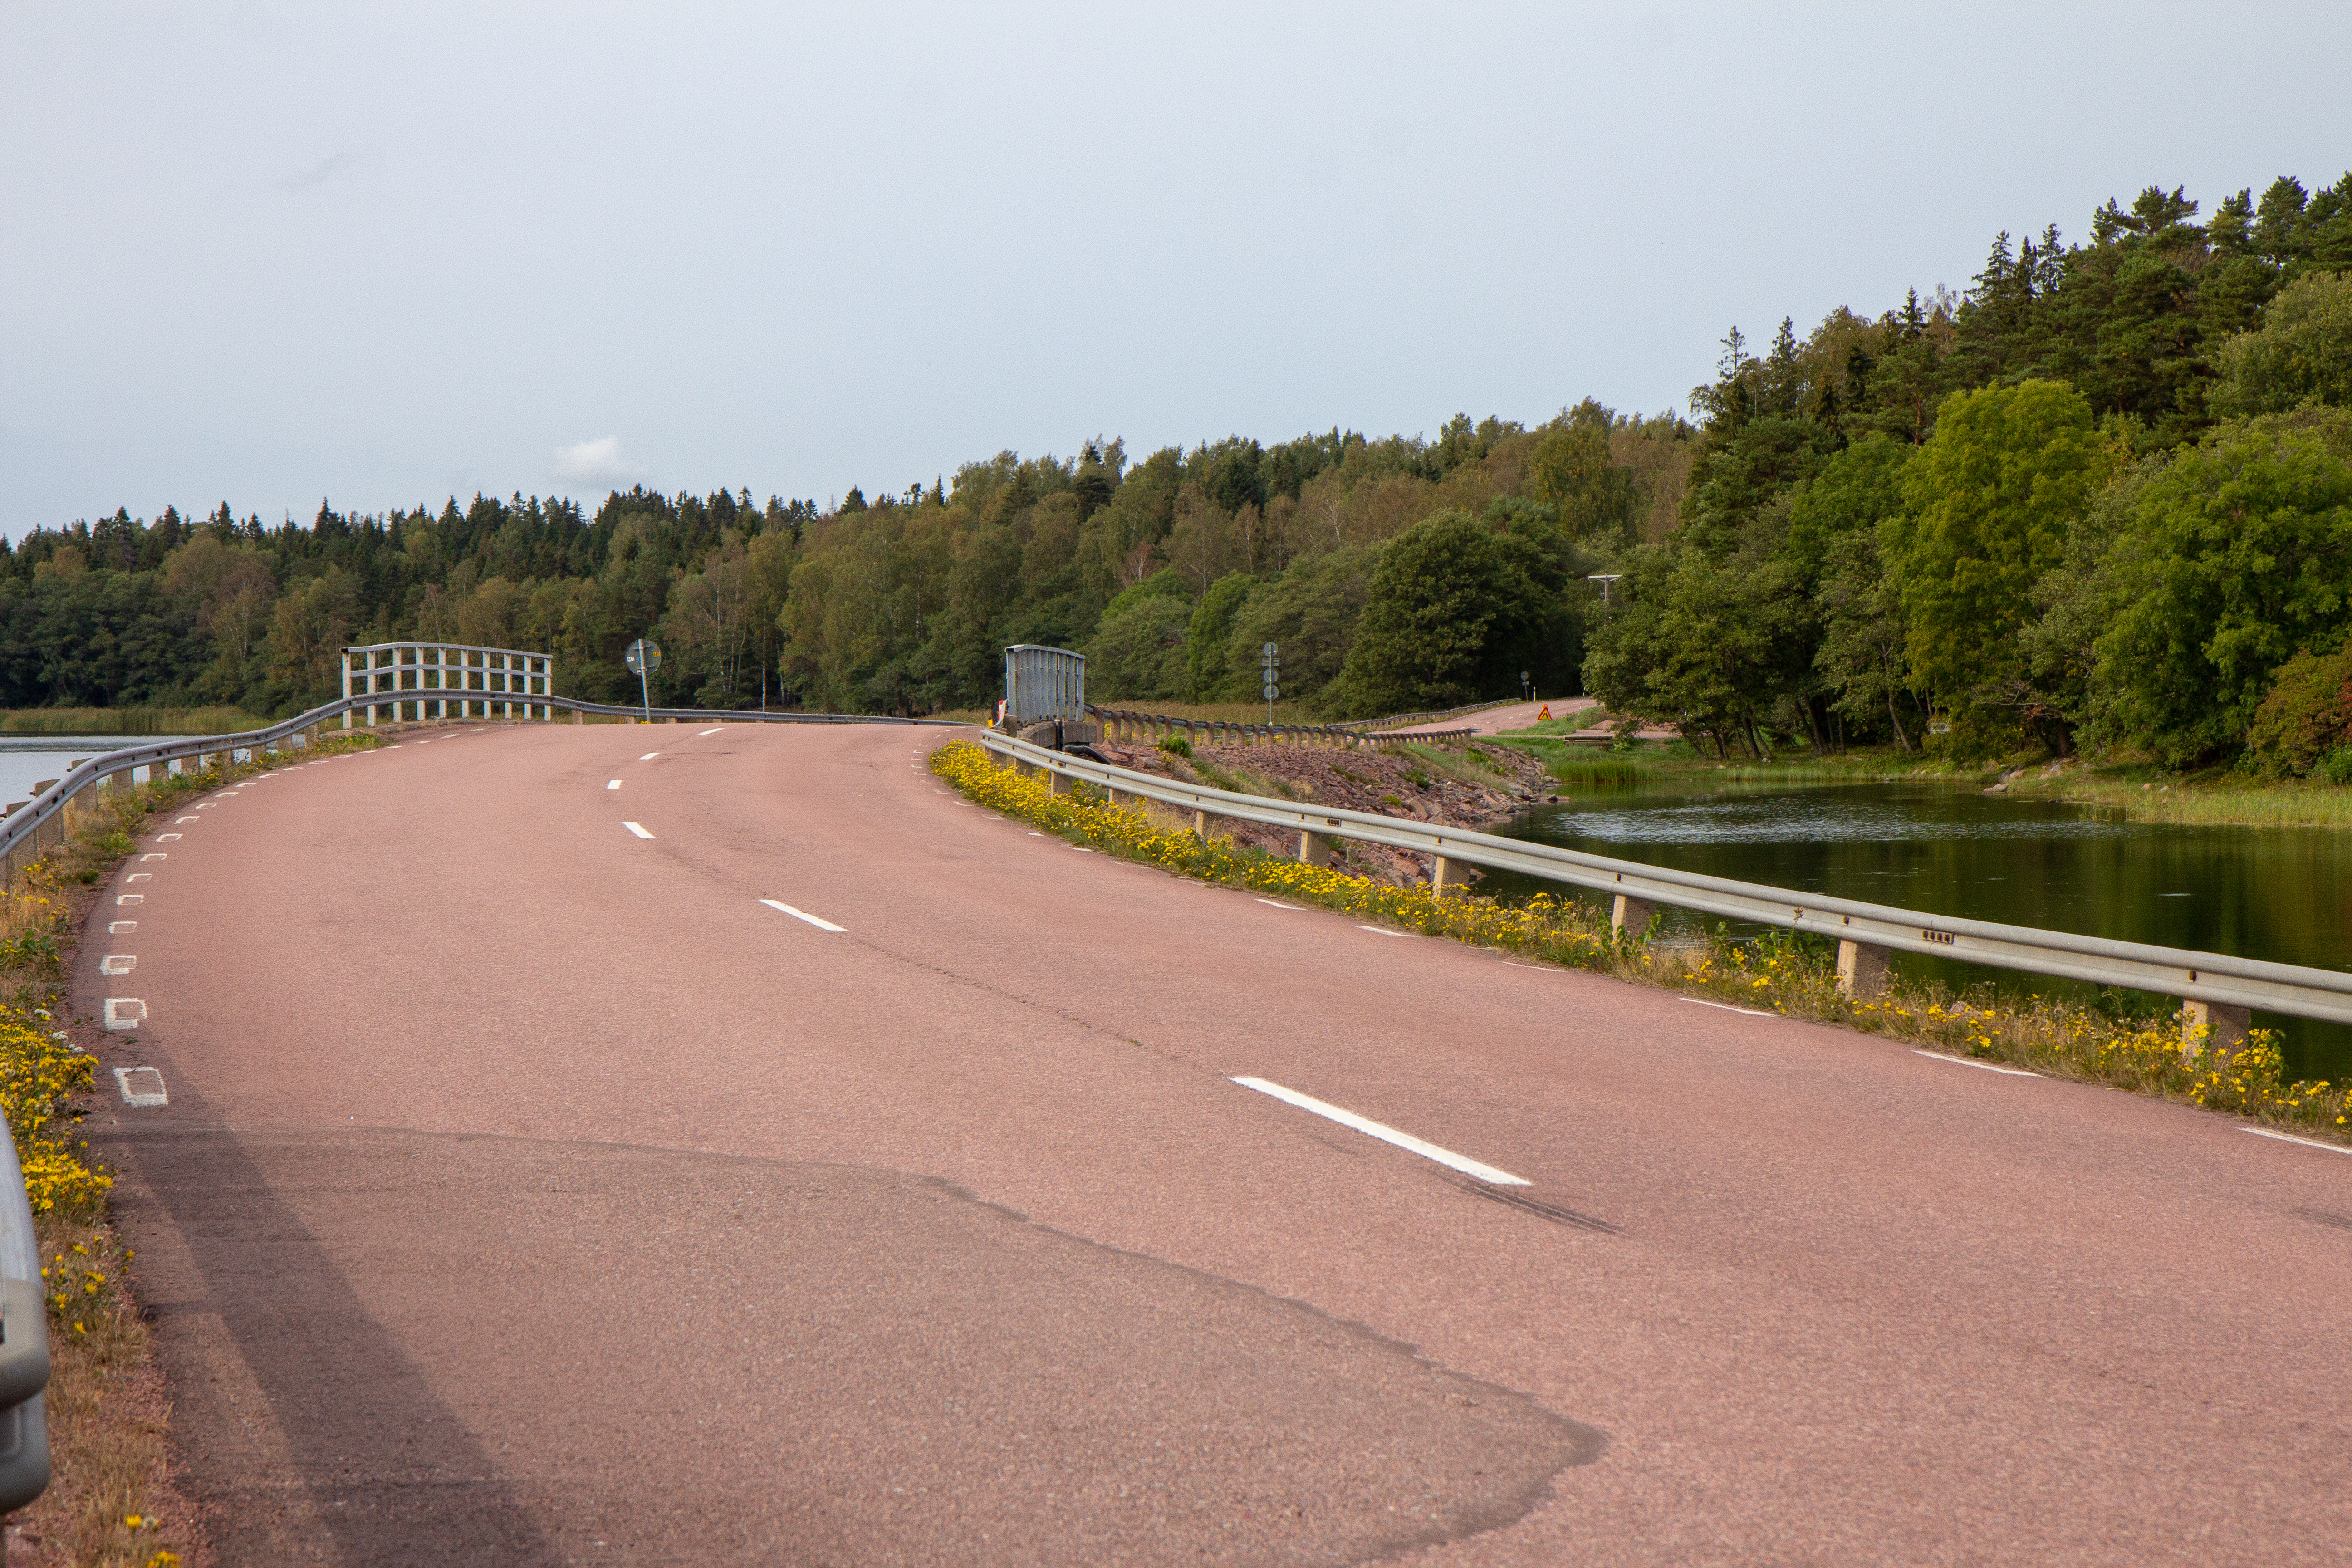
(5, 170, 2350, 769)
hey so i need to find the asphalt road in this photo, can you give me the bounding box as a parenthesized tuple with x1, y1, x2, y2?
(79, 721, 2352, 1565)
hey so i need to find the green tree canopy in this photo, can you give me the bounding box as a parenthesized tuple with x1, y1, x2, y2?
(2087, 409, 2352, 763)
(2208, 270, 2352, 419)
(1324, 510, 1573, 716)
(1886, 380, 2111, 738)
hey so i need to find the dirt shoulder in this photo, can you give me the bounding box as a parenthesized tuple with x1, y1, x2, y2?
(1092, 737, 1555, 888)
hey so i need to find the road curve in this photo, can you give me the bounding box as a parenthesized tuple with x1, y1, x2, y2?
(78, 721, 2352, 1565)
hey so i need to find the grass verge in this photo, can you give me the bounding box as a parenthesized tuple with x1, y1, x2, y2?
(0, 725, 387, 1567)
(932, 739, 2350, 1145)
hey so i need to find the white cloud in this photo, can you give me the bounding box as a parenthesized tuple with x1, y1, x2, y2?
(549, 436, 645, 491)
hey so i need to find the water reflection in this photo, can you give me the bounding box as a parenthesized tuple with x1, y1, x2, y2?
(1485, 781, 2352, 1080)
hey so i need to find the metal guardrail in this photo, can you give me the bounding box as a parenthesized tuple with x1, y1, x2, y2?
(0, 1125, 50, 1514)
(0, 692, 962, 886)
(1085, 707, 1473, 750)
(979, 730, 2352, 1031)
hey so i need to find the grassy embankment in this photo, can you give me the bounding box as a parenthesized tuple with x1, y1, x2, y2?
(0, 727, 382, 1568)
(931, 737, 2349, 1144)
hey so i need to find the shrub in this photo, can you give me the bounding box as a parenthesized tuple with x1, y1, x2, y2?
(2245, 642, 2352, 775)
(1157, 735, 1192, 760)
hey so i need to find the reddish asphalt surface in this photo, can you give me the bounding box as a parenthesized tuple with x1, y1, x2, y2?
(78, 721, 2352, 1565)
(1383, 699, 1675, 742)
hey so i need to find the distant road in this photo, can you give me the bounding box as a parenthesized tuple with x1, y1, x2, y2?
(82, 722, 2352, 1564)
(1383, 697, 1678, 740)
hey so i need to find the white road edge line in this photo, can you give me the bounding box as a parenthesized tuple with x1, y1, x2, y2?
(2242, 1127, 2352, 1155)
(1356, 925, 1413, 937)
(1681, 996, 1776, 1018)
(699, 727, 723, 735)
(1231, 1077, 1529, 1186)
(758, 898, 846, 932)
(1913, 1049, 2040, 1078)
(623, 821, 654, 839)
(1256, 899, 1303, 910)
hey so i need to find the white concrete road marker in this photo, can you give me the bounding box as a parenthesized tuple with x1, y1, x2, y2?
(623, 821, 655, 839)
(103, 998, 147, 1032)
(759, 898, 846, 933)
(100, 955, 135, 975)
(109, 921, 135, 934)
(113, 1066, 168, 1107)
(1232, 1077, 1530, 1186)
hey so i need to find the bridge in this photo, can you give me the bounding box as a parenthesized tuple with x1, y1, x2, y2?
(39, 654, 2352, 1563)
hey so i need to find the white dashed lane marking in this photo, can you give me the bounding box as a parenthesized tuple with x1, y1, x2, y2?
(623, 821, 655, 839)
(639, 752, 660, 761)
(607, 781, 622, 789)
(1682, 997, 1776, 1018)
(1357, 926, 1413, 938)
(1231, 1077, 1529, 1186)
(1914, 1050, 2040, 1078)
(760, 899, 846, 933)
(2243, 1127, 2352, 1155)
(699, 727, 723, 736)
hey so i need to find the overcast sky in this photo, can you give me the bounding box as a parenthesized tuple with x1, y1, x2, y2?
(3, 2, 2347, 538)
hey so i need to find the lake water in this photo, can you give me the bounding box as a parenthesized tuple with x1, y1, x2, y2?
(1486, 780, 2352, 1082)
(0, 739, 154, 807)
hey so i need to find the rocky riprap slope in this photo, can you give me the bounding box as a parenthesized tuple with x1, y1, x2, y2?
(1092, 738, 1557, 889)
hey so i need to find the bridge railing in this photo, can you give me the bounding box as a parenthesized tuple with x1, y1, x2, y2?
(344, 641, 556, 723)
(980, 729, 2352, 1048)
(1086, 707, 1473, 751)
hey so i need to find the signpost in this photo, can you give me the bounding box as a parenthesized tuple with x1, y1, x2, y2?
(1260, 642, 1279, 725)
(624, 638, 662, 722)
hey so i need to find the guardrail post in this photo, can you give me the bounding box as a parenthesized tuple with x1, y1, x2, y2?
(2182, 1000, 2250, 1058)
(1043, 767, 1064, 795)
(1299, 829, 1335, 866)
(1431, 855, 1463, 897)
(1611, 894, 1655, 936)
(1836, 940, 1891, 1001)
(1193, 808, 1210, 839)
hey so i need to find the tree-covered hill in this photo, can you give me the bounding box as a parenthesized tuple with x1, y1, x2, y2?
(8, 172, 2351, 769)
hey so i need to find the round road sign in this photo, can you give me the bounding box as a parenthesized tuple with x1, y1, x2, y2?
(625, 638, 662, 676)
